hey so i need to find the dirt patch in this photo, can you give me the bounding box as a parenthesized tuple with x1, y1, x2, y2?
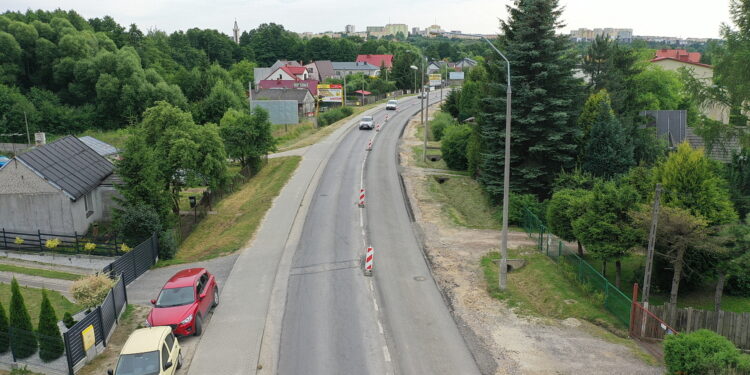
(399, 106, 663, 375)
(77, 305, 150, 375)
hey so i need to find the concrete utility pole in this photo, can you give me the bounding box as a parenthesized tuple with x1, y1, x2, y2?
(642, 183, 662, 307)
(24, 111, 30, 146)
(421, 58, 428, 162)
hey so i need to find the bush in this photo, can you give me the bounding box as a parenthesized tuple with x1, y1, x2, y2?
(158, 230, 178, 260)
(62, 312, 76, 329)
(510, 193, 546, 226)
(115, 203, 162, 249)
(0, 301, 8, 353)
(9, 278, 36, 359)
(440, 124, 471, 170)
(430, 112, 456, 141)
(317, 106, 353, 126)
(727, 253, 750, 296)
(664, 329, 748, 374)
(70, 274, 115, 311)
(37, 290, 64, 362)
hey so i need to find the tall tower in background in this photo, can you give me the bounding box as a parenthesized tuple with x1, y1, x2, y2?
(233, 20, 240, 44)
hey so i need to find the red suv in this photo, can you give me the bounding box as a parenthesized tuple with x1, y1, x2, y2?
(146, 268, 219, 336)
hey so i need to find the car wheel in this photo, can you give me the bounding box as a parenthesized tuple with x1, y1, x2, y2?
(176, 351, 183, 369)
(194, 315, 203, 336)
(212, 287, 219, 308)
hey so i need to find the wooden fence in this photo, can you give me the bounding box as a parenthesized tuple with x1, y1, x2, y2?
(650, 303, 750, 351)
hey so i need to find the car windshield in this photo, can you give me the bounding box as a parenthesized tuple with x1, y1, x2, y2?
(115, 351, 160, 375)
(362, 116, 373, 121)
(155, 286, 194, 307)
(388, 100, 397, 104)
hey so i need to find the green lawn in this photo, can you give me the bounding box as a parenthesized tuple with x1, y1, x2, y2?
(426, 175, 500, 229)
(0, 283, 81, 322)
(482, 248, 627, 332)
(412, 146, 450, 170)
(0, 264, 83, 281)
(76, 128, 131, 149)
(161, 156, 301, 265)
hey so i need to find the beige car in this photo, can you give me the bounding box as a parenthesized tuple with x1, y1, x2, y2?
(109, 326, 182, 375)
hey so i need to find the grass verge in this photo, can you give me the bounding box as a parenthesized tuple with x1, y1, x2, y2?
(75, 128, 131, 149)
(411, 146, 450, 170)
(0, 283, 81, 320)
(0, 264, 82, 281)
(162, 156, 301, 265)
(426, 175, 499, 229)
(481, 248, 626, 332)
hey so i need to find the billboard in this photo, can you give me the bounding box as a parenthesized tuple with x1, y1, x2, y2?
(317, 84, 343, 103)
(428, 74, 442, 86)
(449, 72, 465, 80)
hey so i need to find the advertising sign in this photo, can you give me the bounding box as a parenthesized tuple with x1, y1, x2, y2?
(428, 74, 442, 87)
(317, 84, 343, 103)
(449, 71, 465, 80)
(82, 325, 95, 351)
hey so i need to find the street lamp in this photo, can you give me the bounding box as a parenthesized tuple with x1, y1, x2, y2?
(442, 31, 512, 291)
(410, 65, 418, 95)
(410, 52, 428, 162)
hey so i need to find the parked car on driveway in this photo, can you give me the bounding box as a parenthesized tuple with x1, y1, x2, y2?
(146, 268, 219, 336)
(109, 326, 181, 375)
(359, 115, 374, 130)
(386, 100, 398, 110)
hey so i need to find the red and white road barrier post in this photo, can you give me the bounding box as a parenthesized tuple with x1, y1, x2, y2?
(385, 115, 389, 122)
(366, 139, 373, 151)
(376, 123, 381, 132)
(358, 188, 365, 207)
(364, 246, 374, 276)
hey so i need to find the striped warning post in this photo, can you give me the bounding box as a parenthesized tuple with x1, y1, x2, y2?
(358, 188, 365, 207)
(364, 246, 374, 275)
(376, 124, 381, 132)
(366, 139, 373, 151)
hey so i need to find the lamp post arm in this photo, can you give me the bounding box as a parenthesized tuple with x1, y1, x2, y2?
(480, 36, 511, 93)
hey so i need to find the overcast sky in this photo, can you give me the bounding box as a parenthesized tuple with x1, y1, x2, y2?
(3, 0, 732, 39)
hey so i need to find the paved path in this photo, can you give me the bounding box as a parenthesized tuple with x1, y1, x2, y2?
(0, 272, 73, 298)
(188, 104, 387, 375)
(268, 146, 310, 159)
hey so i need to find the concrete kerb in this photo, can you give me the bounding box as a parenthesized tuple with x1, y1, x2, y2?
(251, 104, 386, 375)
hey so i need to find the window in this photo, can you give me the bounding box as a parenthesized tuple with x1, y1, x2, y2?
(165, 332, 175, 350)
(197, 274, 208, 295)
(84, 193, 94, 218)
(278, 74, 282, 80)
(161, 344, 170, 368)
(307, 68, 313, 73)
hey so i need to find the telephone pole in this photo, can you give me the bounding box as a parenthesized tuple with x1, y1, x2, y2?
(641, 184, 662, 307)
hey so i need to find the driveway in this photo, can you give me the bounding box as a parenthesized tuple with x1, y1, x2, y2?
(124, 253, 239, 373)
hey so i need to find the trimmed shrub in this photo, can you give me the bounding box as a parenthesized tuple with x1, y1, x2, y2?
(0, 301, 8, 353)
(158, 230, 178, 260)
(115, 203, 162, 249)
(509, 193, 546, 226)
(318, 106, 353, 126)
(62, 312, 76, 329)
(70, 273, 115, 311)
(9, 278, 36, 359)
(440, 123, 471, 170)
(664, 329, 747, 374)
(37, 290, 64, 362)
(430, 112, 456, 141)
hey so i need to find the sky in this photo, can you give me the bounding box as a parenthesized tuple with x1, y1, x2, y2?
(3, 0, 733, 39)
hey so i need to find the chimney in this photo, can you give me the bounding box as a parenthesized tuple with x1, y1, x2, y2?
(34, 132, 46, 146)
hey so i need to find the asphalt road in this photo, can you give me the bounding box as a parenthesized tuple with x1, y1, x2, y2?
(278, 92, 481, 374)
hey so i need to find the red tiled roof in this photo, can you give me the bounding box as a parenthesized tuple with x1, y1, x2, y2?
(654, 49, 702, 64)
(650, 57, 712, 69)
(356, 54, 393, 68)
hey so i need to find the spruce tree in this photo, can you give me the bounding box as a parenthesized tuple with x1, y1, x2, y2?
(0, 301, 8, 353)
(9, 278, 37, 359)
(479, 0, 583, 200)
(581, 97, 635, 178)
(38, 290, 64, 362)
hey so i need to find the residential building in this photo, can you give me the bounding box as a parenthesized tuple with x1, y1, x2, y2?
(570, 27, 633, 42)
(331, 62, 380, 77)
(366, 26, 385, 33)
(385, 23, 408, 37)
(253, 88, 315, 116)
(454, 57, 478, 70)
(356, 54, 393, 69)
(267, 65, 311, 81)
(426, 24, 443, 37)
(254, 60, 303, 86)
(304, 60, 336, 82)
(78, 136, 119, 160)
(649, 49, 727, 123)
(0, 136, 119, 234)
(643, 110, 741, 162)
(345, 25, 355, 33)
(232, 20, 240, 44)
(411, 27, 421, 36)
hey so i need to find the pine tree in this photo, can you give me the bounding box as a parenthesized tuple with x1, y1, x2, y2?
(478, 0, 583, 200)
(9, 278, 36, 359)
(0, 301, 8, 353)
(38, 290, 64, 362)
(581, 96, 635, 178)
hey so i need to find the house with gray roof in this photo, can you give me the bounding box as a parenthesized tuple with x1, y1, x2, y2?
(253, 88, 315, 115)
(78, 136, 119, 159)
(0, 136, 120, 235)
(331, 62, 380, 77)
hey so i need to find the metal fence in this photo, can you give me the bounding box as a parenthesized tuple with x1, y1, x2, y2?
(0, 228, 124, 256)
(62, 232, 158, 374)
(521, 208, 633, 327)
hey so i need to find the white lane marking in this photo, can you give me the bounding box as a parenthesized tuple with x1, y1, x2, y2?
(383, 345, 391, 362)
(373, 296, 379, 311)
(377, 321, 384, 334)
